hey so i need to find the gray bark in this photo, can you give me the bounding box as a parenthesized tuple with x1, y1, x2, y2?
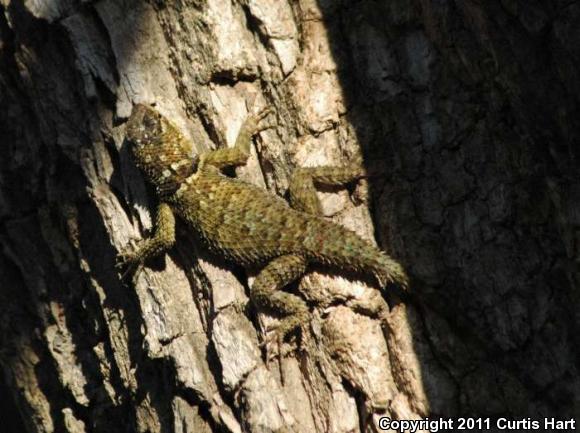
(0, 1, 578, 432)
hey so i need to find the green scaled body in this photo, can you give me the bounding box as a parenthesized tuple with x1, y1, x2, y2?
(120, 104, 408, 341)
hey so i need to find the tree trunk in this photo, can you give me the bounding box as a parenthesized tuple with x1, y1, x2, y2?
(0, 1, 578, 432)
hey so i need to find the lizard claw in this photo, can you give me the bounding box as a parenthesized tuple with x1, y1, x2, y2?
(260, 321, 300, 360)
(116, 244, 143, 281)
(246, 106, 275, 135)
(255, 106, 274, 122)
(260, 324, 302, 386)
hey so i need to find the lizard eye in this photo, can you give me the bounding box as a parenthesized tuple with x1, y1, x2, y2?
(142, 115, 157, 131)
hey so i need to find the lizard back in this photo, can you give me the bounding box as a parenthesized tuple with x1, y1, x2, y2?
(169, 166, 400, 286)
(169, 166, 314, 264)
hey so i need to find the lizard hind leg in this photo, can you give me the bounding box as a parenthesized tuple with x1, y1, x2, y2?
(287, 163, 410, 291)
(251, 254, 309, 353)
(288, 163, 366, 214)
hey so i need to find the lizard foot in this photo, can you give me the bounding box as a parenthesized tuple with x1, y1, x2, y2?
(245, 106, 275, 136)
(115, 243, 143, 281)
(260, 318, 305, 386)
(260, 324, 300, 362)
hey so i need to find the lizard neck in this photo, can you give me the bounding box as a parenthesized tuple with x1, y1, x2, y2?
(131, 143, 199, 199)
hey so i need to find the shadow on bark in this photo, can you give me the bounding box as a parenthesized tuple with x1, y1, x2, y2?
(0, 1, 158, 431)
(317, 0, 579, 419)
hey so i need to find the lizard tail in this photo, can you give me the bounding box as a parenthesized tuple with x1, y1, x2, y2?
(303, 219, 409, 289)
(372, 253, 409, 290)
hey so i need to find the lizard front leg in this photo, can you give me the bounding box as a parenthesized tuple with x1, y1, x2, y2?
(117, 202, 176, 277)
(201, 107, 273, 169)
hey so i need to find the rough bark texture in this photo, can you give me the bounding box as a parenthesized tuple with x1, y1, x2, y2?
(0, 1, 579, 432)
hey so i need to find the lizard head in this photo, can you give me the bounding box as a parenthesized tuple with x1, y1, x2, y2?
(125, 104, 198, 197)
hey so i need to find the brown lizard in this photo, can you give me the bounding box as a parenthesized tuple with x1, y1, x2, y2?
(118, 104, 408, 344)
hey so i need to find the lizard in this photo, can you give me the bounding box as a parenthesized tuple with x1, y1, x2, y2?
(118, 103, 409, 346)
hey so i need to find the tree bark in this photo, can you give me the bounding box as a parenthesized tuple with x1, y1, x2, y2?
(0, 1, 578, 432)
